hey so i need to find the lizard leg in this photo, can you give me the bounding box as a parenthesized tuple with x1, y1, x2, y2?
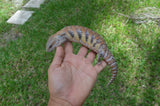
(97, 52, 103, 64)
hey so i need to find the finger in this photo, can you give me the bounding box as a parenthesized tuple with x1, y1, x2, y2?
(64, 42, 73, 55)
(86, 51, 96, 63)
(77, 46, 88, 56)
(50, 46, 64, 68)
(94, 61, 107, 73)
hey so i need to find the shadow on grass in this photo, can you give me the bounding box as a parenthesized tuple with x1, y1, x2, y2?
(125, 23, 160, 105)
(141, 36, 160, 105)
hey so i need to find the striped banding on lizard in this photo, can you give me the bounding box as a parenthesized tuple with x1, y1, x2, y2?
(46, 25, 118, 86)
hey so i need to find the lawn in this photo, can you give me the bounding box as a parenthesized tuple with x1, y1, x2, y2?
(0, 0, 160, 105)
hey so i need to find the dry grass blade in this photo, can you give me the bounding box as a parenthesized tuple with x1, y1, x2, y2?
(117, 7, 160, 24)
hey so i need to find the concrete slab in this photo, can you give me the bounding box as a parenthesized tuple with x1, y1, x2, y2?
(7, 10, 34, 25)
(23, 0, 45, 8)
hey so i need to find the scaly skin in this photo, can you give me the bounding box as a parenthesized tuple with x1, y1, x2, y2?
(46, 25, 118, 86)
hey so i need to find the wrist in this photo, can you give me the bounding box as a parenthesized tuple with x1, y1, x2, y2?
(48, 96, 72, 106)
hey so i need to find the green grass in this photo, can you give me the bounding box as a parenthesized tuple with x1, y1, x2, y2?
(0, 0, 160, 105)
(0, 0, 16, 33)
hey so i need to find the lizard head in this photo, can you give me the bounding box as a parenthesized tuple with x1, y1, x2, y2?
(46, 34, 67, 52)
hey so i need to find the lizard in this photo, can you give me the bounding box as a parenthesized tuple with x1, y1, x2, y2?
(46, 25, 118, 87)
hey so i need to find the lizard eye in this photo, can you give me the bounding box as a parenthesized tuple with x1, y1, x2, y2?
(49, 45, 52, 49)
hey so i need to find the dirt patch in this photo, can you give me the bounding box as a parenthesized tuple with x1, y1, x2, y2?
(0, 27, 23, 47)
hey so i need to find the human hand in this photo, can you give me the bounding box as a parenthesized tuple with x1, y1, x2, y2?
(48, 42, 107, 106)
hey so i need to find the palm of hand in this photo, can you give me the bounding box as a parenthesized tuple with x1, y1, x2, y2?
(48, 42, 107, 105)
